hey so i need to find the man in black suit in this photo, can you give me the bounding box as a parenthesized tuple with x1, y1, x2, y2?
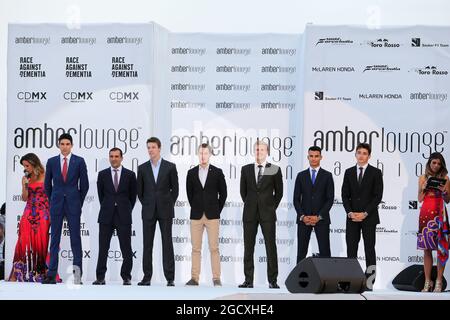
(239, 140, 283, 289)
(185, 143, 227, 287)
(93, 148, 137, 286)
(341, 142, 383, 288)
(137, 137, 179, 286)
(293, 146, 334, 263)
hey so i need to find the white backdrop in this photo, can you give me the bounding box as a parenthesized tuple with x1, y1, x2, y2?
(5, 23, 169, 283)
(3, 0, 450, 207)
(167, 33, 302, 285)
(302, 25, 450, 289)
(5, 23, 450, 289)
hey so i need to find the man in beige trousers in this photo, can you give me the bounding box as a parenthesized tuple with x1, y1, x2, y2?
(185, 143, 227, 286)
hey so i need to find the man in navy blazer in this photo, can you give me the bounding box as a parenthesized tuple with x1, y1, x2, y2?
(293, 146, 334, 263)
(93, 148, 137, 286)
(43, 133, 89, 284)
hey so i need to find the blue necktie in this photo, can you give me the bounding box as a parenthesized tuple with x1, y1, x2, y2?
(311, 169, 316, 185)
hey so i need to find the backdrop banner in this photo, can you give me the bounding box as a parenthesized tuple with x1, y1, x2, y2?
(302, 25, 450, 289)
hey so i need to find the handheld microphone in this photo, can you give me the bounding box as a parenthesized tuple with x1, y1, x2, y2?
(23, 170, 31, 179)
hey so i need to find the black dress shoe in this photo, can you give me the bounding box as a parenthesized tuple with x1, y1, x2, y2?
(42, 276, 57, 284)
(138, 279, 151, 286)
(269, 281, 280, 289)
(238, 281, 253, 288)
(123, 279, 132, 286)
(167, 280, 175, 287)
(92, 279, 105, 285)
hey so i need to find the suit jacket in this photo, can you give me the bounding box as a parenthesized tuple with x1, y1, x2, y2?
(44, 154, 89, 216)
(341, 164, 383, 225)
(97, 167, 137, 225)
(293, 168, 334, 224)
(186, 164, 227, 220)
(137, 159, 179, 220)
(240, 163, 283, 222)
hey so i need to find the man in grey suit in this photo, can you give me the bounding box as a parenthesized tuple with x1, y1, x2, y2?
(137, 137, 179, 286)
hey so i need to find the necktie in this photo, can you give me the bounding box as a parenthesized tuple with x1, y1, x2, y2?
(358, 167, 364, 185)
(257, 165, 263, 187)
(113, 169, 119, 191)
(62, 157, 68, 182)
(311, 169, 316, 185)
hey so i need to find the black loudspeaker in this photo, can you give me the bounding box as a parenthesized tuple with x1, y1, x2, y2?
(285, 257, 366, 293)
(392, 265, 447, 291)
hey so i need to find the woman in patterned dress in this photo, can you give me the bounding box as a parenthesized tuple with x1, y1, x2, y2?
(9, 153, 51, 282)
(417, 152, 450, 292)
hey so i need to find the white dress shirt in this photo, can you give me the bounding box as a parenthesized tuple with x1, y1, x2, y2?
(255, 161, 267, 183)
(356, 163, 369, 180)
(198, 164, 209, 188)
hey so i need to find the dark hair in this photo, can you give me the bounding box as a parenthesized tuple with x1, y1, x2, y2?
(58, 133, 73, 145)
(425, 152, 448, 178)
(308, 146, 322, 154)
(109, 147, 123, 157)
(20, 153, 45, 177)
(356, 143, 371, 155)
(146, 137, 161, 149)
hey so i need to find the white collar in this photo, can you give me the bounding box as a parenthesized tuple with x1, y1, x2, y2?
(357, 163, 369, 170)
(255, 161, 267, 168)
(60, 153, 72, 160)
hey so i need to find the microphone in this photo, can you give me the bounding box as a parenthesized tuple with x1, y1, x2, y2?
(23, 170, 31, 179)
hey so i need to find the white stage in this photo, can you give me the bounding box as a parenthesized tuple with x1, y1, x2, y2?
(1, 281, 449, 300)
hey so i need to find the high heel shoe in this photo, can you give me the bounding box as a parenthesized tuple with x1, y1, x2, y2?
(422, 280, 433, 292)
(433, 280, 443, 293)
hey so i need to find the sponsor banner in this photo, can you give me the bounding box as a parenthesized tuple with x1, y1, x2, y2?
(167, 33, 302, 285)
(303, 25, 450, 289)
(6, 23, 163, 282)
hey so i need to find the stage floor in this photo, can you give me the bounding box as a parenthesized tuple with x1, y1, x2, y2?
(1, 281, 449, 300)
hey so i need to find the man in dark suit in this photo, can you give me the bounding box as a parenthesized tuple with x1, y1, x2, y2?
(43, 133, 89, 284)
(293, 146, 334, 263)
(185, 143, 227, 287)
(341, 142, 383, 289)
(239, 140, 283, 289)
(93, 148, 137, 286)
(137, 137, 179, 286)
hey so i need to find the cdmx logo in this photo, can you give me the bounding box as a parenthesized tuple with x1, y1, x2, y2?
(60, 250, 91, 259)
(107, 250, 138, 260)
(109, 91, 139, 102)
(17, 91, 47, 102)
(63, 91, 93, 102)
